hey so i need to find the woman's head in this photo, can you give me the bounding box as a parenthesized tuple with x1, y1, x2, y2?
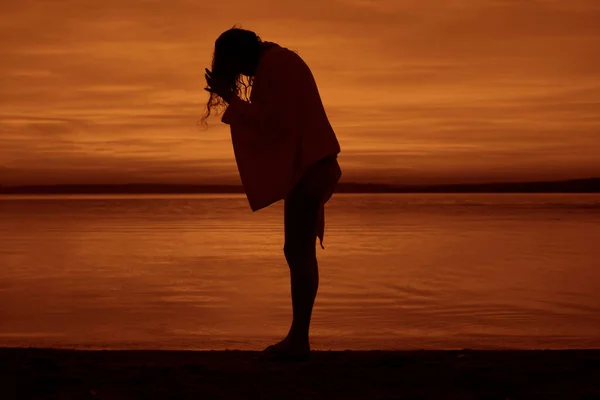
(200, 27, 263, 128)
(213, 27, 263, 77)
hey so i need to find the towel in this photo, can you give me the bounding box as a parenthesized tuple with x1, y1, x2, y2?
(221, 42, 341, 246)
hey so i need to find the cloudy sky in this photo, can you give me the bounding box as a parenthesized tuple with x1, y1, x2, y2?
(1, 0, 599, 186)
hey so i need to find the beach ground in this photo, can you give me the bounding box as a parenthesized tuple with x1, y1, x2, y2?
(2, 348, 600, 399)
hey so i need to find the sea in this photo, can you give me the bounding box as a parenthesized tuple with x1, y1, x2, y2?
(1, 193, 599, 350)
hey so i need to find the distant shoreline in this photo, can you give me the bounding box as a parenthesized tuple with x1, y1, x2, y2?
(1, 178, 599, 195)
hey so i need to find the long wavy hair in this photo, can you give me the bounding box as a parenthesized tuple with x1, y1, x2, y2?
(199, 27, 262, 129)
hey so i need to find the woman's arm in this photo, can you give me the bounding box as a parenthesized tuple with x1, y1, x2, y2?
(221, 51, 298, 137)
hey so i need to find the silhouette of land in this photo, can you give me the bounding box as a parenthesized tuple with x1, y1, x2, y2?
(1, 348, 599, 399)
(1, 177, 599, 195)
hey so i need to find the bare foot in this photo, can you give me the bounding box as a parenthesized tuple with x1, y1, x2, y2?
(261, 337, 310, 361)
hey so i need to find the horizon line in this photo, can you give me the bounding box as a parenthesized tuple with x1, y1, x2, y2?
(1, 176, 599, 187)
(1, 177, 599, 195)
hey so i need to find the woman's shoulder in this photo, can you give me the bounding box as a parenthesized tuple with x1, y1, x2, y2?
(262, 42, 307, 69)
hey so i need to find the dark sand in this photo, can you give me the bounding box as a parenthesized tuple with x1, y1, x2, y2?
(2, 348, 600, 399)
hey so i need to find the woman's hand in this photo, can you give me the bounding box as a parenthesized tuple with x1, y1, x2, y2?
(204, 68, 233, 103)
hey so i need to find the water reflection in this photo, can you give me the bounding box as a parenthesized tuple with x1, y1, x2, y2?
(1, 194, 599, 349)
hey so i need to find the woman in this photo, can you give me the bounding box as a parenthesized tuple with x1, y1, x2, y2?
(202, 27, 342, 360)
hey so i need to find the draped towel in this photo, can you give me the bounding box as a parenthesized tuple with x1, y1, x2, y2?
(221, 42, 341, 248)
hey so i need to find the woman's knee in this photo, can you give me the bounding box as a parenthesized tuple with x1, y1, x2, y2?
(283, 242, 316, 264)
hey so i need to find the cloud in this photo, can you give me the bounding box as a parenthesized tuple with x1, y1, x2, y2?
(1, 0, 599, 185)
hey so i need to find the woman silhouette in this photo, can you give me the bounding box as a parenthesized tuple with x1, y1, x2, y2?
(203, 27, 342, 360)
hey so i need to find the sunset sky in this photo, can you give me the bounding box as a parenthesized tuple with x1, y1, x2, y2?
(1, 0, 599, 186)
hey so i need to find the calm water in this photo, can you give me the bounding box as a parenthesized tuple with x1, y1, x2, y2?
(1, 193, 599, 350)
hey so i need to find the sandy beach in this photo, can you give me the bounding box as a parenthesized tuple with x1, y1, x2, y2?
(2, 348, 600, 399)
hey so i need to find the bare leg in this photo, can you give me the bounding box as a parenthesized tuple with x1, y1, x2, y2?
(263, 156, 340, 358)
(263, 176, 322, 356)
(282, 231, 319, 351)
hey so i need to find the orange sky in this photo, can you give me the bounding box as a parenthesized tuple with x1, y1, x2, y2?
(1, 0, 599, 186)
